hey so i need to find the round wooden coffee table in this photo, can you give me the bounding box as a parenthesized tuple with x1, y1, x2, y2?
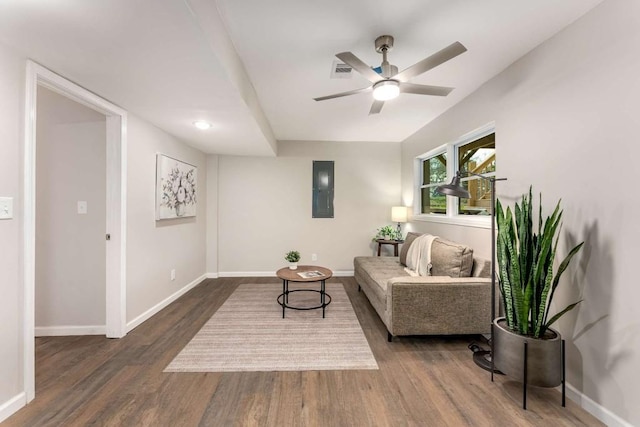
(276, 265, 333, 318)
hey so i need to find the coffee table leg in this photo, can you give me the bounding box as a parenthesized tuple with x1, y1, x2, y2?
(321, 279, 326, 318)
(282, 279, 286, 318)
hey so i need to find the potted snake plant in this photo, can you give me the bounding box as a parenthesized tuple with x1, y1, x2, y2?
(494, 187, 584, 387)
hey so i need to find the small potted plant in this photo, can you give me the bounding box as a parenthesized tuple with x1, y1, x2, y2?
(285, 250, 301, 270)
(374, 225, 396, 241)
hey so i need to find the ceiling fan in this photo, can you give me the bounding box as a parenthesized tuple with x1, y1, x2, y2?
(313, 35, 467, 115)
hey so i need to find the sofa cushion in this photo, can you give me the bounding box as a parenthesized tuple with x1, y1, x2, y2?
(472, 258, 491, 278)
(431, 238, 474, 277)
(354, 256, 409, 305)
(399, 232, 422, 266)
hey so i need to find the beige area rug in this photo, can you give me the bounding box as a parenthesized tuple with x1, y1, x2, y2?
(165, 283, 378, 372)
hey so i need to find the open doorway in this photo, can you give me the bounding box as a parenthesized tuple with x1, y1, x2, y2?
(35, 87, 107, 336)
(23, 61, 127, 402)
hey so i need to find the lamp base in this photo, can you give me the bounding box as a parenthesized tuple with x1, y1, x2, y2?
(469, 343, 503, 374)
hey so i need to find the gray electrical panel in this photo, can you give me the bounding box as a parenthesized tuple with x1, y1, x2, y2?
(312, 161, 334, 218)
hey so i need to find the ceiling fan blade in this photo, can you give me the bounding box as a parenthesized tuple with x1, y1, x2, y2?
(369, 100, 384, 115)
(400, 82, 454, 97)
(394, 41, 467, 82)
(313, 86, 371, 101)
(336, 52, 383, 83)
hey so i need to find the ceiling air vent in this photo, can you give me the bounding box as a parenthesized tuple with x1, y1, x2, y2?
(330, 60, 353, 79)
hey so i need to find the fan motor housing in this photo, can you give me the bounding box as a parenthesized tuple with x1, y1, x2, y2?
(380, 63, 398, 78)
(375, 35, 394, 53)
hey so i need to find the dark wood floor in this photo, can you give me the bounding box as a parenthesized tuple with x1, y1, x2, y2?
(3, 277, 603, 427)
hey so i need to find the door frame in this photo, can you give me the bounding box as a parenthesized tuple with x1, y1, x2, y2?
(23, 60, 127, 402)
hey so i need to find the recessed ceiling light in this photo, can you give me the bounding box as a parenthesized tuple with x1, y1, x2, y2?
(193, 120, 212, 130)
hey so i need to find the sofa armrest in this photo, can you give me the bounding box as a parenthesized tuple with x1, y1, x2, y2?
(386, 276, 492, 336)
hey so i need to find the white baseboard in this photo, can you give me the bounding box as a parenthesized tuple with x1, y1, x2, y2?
(35, 325, 106, 337)
(0, 392, 26, 423)
(205, 272, 219, 279)
(566, 383, 632, 427)
(217, 270, 354, 278)
(126, 274, 207, 332)
(218, 271, 276, 277)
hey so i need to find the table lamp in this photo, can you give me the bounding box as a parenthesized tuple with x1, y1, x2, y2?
(391, 206, 408, 240)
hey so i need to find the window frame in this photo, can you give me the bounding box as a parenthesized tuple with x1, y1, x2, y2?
(413, 123, 496, 229)
(415, 144, 448, 216)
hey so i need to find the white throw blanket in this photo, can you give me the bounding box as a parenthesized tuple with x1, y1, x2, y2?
(404, 234, 438, 277)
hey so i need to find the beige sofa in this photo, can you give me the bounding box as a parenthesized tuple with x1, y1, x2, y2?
(354, 233, 493, 341)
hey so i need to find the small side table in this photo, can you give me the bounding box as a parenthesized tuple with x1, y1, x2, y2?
(376, 239, 404, 256)
(276, 265, 333, 318)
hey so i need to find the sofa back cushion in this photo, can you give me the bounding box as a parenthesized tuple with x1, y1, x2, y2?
(471, 258, 491, 278)
(430, 238, 474, 277)
(399, 232, 422, 266)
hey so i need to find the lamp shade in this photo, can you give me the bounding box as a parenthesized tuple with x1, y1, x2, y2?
(391, 206, 408, 223)
(435, 174, 471, 199)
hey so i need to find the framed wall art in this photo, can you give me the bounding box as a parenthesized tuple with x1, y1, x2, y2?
(156, 154, 197, 220)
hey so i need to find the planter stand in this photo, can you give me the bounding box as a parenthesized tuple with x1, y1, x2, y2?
(493, 318, 566, 410)
(521, 339, 566, 410)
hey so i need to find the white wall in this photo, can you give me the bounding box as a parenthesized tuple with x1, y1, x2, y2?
(35, 88, 107, 333)
(401, 0, 639, 424)
(126, 115, 207, 323)
(0, 41, 25, 420)
(406, 220, 492, 260)
(216, 140, 401, 274)
(206, 155, 219, 274)
(0, 38, 210, 418)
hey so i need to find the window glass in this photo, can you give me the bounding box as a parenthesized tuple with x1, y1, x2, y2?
(458, 133, 495, 215)
(420, 153, 446, 214)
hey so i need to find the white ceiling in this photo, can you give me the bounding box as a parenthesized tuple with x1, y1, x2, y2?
(0, 0, 603, 155)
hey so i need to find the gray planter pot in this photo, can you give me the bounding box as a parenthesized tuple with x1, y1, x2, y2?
(493, 317, 562, 387)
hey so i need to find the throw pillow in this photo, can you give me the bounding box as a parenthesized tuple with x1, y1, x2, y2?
(399, 232, 422, 266)
(430, 238, 474, 277)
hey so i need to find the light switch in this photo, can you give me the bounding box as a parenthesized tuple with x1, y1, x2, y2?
(77, 201, 88, 214)
(0, 197, 13, 220)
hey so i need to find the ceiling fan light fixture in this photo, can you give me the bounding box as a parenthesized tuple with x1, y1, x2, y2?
(372, 80, 400, 101)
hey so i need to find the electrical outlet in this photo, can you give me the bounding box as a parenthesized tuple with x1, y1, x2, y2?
(170, 269, 176, 281)
(311, 253, 318, 261)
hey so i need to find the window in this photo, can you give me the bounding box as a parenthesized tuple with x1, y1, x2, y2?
(457, 132, 496, 215)
(419, 151, 447, 214)
(414, 124, 496, 226)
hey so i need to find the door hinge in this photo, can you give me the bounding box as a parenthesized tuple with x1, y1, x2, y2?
(106, 233, 111, 241)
